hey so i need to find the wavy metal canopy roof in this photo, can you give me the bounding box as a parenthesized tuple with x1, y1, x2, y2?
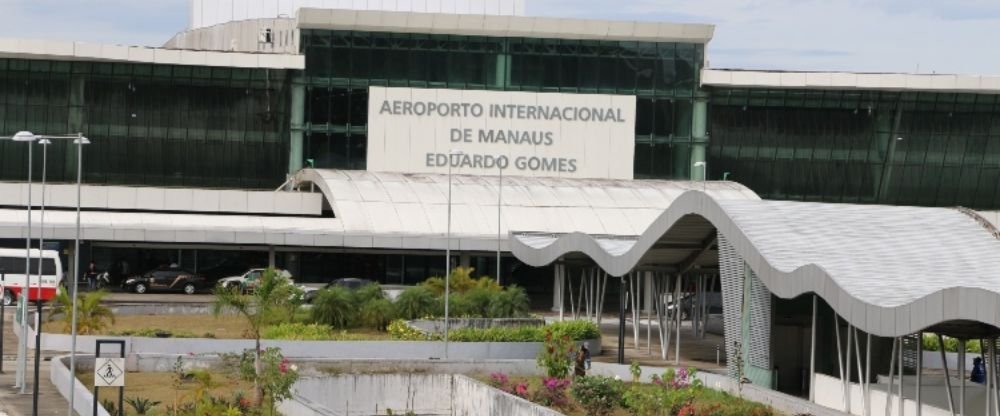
(511, 191, 1000, 337)
(292, 169, 759, 251)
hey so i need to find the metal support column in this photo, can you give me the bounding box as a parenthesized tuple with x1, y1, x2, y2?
(675, 274, 682, 365)
(618, 275, 626, 364)
(916, 332, 922, 416)
(846, 324, 854, 413)
(690, 98, 708, 180)
(887, 337, 897, 416)
(939, 334, 956, 416)
(899, 335, 905, 416)
(834, 314, 846, 410)
(288, 81, 306, 175)
(809, 295, 817, 402)
(960, 340, 967, 416)
(865, 333, 872, 416)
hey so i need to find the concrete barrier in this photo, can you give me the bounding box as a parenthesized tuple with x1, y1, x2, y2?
(24, 306, 599, 360)
(49, 355, 111, 416)
(279, 373, 562, 416)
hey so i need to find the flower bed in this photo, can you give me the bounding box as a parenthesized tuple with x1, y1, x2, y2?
(484, 367, 778, 416)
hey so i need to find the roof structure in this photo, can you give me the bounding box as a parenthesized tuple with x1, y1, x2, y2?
(511, 191, 1000, 337)
(0, 170, 757, 251)
(702, 68, 1000, 94)
(296, 8, 715, 43)
(0, 37, 304, 69)
(291, 169, 757, 251)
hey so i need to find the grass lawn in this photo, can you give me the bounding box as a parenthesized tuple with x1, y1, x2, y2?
(49, 314, 250, 339)
(47, 314, 395, 340)
(77, 371, 254, 415)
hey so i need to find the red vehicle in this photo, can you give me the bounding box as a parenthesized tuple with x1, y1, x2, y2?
(0, 248, 64, 306)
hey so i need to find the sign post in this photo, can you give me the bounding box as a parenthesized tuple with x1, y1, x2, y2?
(92, 340, 125, 416)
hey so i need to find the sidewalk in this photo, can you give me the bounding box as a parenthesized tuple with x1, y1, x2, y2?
(0, 309, 71, 416)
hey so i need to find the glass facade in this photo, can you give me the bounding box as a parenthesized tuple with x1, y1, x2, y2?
(709, 88, 1000, 210)
(0, 59, 291, 189)
(299, 29, 705, 178)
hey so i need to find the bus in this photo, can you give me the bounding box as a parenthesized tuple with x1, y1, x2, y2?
(0, 248, 64, 306)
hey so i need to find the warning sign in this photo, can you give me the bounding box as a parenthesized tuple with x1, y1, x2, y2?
(94, 358, 125, 387)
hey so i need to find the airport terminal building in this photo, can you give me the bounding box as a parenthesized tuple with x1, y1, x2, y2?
(4, 1, 1000, 409)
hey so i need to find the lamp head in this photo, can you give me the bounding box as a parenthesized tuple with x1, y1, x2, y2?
(693, 161, 707, 167)
(73, 136, 90, 144)
(37, 138, 52, 145)
(11, 131, 37, 142)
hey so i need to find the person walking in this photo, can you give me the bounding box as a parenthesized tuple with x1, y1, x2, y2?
(86, 260, 97, 290)
(972, 357, 986, 384)
(574, 346, 588, 377)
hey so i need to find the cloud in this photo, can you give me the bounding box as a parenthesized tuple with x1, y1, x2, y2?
(0, 0, 996, 75)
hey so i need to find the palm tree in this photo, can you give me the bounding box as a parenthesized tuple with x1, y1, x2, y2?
(211, 267, 299, 405)
(48, 287, 114, 334)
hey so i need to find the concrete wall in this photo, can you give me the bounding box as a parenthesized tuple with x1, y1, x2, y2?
(29, 305, 597, 360)
(279, 374, 561, 416)
(922, 350, 975, 371)
(49, 356, 111, 416)
(23, 318, 557, 360)
(0, 182, 323, 215)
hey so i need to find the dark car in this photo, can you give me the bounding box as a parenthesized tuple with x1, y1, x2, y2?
(303, 277, 374, 303)
(122, 266, 207, 295)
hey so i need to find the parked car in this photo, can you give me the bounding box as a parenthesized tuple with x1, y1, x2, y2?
(216, 268, 294, 292)
(302, 277, 374, 304)
(122, 266, 207, 294)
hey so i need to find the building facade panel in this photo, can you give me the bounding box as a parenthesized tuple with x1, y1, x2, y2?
(298, 29, 705, 179)
(708, 87, 1000, 209)
(0, 59, 291, 189)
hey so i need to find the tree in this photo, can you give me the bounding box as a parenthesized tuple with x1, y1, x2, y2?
(48, 287, 114, 334)
(211, 267, 299, 405)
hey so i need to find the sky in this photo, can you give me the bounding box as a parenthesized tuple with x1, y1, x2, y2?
(1, 0, 998, 75)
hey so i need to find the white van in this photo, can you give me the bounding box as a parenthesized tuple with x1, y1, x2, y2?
(0, 248, 64, 306)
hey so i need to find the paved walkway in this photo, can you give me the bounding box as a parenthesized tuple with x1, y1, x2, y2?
(0, 309, 71, 416)
(548, 312, 728, 373)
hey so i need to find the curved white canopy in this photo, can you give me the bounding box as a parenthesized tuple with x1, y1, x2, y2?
(293, 169, 759, 251)
(511, 191, 1000, 337)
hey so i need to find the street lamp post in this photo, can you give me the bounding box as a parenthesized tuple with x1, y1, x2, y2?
(444, 149, 464, 359)
(2, 131, 89, 415)
(32, 138, 50, 415)
(68, 133, 89, 416)
(8, 131, 37, 393)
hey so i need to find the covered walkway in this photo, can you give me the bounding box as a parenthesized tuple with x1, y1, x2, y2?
(511, 190, 1000, 416)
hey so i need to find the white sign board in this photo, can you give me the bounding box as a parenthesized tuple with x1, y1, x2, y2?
(94, 358, 125, 387)
(367, 87, 636, 179)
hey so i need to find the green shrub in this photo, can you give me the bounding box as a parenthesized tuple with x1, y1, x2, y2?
(394, 286, 440, 320)
(547, 320, 601, 340)
(462, 287, 495, 317)
(387, 319, 437, 340)
(359, 298, 395, 331)
(922, 334, 981, 352)
(571, 376, 624, 416)
(109, 328, 198, 338)
(352, 283, 385, 305)
(444, 293, 476, 317)
(449, 326, 542, 342)
(310, 286, 356, 328)
(263, 323, 336, 340)
(537, 328, 575, 378)
(488, 285, 531, 318)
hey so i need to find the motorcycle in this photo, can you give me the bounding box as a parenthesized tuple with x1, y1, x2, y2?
(95, 271, 112, 289)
